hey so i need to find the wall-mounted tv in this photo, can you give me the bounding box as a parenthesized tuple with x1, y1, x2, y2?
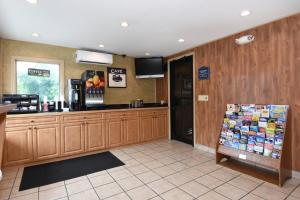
(135, 57, 164, 78)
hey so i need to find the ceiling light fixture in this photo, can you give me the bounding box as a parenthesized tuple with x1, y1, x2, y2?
(32, 33, 39, 37)
(26, 0, 38, 4)
(145, 53, 151, 56)
(120, 22, 129, 28)
(240, 10, 251, 17)
(99, 44, 104, 48)
(178, 38, 185, 43)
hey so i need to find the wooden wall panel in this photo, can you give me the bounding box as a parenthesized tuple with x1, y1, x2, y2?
(158, 13, 300, 171)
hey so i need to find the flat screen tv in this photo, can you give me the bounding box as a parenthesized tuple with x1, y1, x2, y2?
(135, 57, 164, 78)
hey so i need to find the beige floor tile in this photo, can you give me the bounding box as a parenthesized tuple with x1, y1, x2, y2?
(209, 168, 238, 182)
(179, 168, 204, 180)
(95, 182, 123, 199)
(65, 176, 87, 185)
(66, 179, 92, 195)
(160, 188, 193, 200)
(165, 173, 190, 186)
(167, 162, 187, 172)
(104, 192, 130, 200)
(251, 184, 288, 200)
(0, 178, 14, 190)
(195, 174, 224, 189)
(87, 170, 107, 178)
(116, 154, 132, 161)
(39, 186, 67, 200)
(151, 196, 163, 200)
(136, 171, 161, 184)
(147, 179, 175, 194)
(39, 181, 65, 191)
(109, 169, 133, 180)
(10, 187, 38, 198)
(193, 161, 222, 174)
(107, 166, 126, 173)
(143, 161, 164, 169)
(197, 191, 229, 200)
(264, 178, 300, 194)
(0, 188, 12, 200)
(10, 192, 38, 200)
(123, 159, 140, 167)
(153, 166, 176, 177)
(117, 176, 143, 191)
(241, 193, 265, 200)
(127, 165, 149, 175)
(135, 156, 154, 163)
(291, 185, 300, 198)
(16, 168, 24, 178)
(89, 173, 114, 187)
(286, 195, 300, 200)
(12, 178, 21, 188)
(181, 158, 203, 167)
(126, 185, 157, 200)
(228, 175, 261, 192)
(156, 157, 177, 165)
(179, 181, 210, 198)
(215, 183, 248, 200)
(68, 189, 99, 200)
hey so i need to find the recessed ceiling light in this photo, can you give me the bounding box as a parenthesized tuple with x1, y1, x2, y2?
(145, 53, 151, 56)
(26, 0, 38, 4)
(120, 22, 129, 28)
(178, 38, 185, 43)
(240, 10, 251, 17)
(32, 33, 39, 37)
(99, 44, 104, 48)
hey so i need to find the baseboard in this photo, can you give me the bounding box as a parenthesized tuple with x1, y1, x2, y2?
(194, 143, 300, 178)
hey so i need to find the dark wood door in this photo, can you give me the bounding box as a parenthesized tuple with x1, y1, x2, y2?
(170, 55, 194, 145)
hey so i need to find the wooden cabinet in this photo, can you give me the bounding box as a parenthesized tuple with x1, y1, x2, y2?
(140, 116, 154, 141)
(154, 114, 168, 138)
(33, 124, 60, 161)
(123, 117, 140, 144)
(85, 120, 105, 152)
(61, 122, 85, 156)
(106, 118, 123, 148)
(4, 126, 33, 166)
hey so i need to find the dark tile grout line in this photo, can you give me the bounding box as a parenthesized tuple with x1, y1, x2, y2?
(86, 174, 102, 200)
(7, 168, 18, 200)
(284, 183, 300, 200)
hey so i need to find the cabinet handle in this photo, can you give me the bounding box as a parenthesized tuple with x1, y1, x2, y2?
(31, 120, 34, 123)
(34, 127, 37, 130)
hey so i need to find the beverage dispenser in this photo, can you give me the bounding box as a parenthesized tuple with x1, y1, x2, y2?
(68, 79, 82, 111)
(81, 70, 105, 109)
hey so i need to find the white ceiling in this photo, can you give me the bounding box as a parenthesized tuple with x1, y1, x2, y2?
(0, 0, 300, 57)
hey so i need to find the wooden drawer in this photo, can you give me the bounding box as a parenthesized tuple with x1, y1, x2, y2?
(107, 111, 138, 119)
(6, 116, 59, 127)
(62, 113, 104, 122)
(140, 109, 167, 116)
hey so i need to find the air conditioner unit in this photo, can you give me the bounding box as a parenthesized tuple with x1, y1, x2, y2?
(75, 50, 113, 65)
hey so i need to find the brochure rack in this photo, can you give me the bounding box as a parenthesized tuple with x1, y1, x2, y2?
(216, 104, 291, 186)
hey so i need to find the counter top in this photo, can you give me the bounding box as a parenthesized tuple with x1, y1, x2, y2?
(0, 104, 17, 114)
(7, 104, 168, 118)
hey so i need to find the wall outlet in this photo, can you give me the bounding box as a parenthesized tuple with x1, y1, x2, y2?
(198, 95, 208, 101)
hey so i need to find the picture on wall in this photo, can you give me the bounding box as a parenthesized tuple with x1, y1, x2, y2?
(107, 67, 127, 88)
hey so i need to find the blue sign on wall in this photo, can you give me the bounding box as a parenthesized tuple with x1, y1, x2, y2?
(198, 66, 210, 80)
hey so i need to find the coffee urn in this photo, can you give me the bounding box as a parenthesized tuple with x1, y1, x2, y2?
(68, 79, 82, 111)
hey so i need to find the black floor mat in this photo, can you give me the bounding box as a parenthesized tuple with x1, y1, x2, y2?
(19, 151, 124, 191)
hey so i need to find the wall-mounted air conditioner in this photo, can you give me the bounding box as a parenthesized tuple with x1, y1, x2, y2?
(75, 50, 113, 65)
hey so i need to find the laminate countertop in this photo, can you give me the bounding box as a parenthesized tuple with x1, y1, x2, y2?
(7, 103, 168, 118)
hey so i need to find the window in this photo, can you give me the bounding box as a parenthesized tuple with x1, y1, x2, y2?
(15, 59, 64, 101)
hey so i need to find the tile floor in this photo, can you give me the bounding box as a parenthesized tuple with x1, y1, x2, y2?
(0, 139, 300, 200)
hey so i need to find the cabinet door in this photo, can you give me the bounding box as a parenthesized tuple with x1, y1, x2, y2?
(4, 126, 33, 166)
(123, 117, 140, 144)
(61, 122, 85, 156)
(106, 118, 123, 148)
(85, 120, 105, 152)
(154, 115, 168, 138)
(140, 116, 154, 141)
(33, 124, 60, 161)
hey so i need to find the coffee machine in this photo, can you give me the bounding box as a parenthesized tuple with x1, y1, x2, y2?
(81, 70, 105, 109)
(68, 79, 82, 111)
